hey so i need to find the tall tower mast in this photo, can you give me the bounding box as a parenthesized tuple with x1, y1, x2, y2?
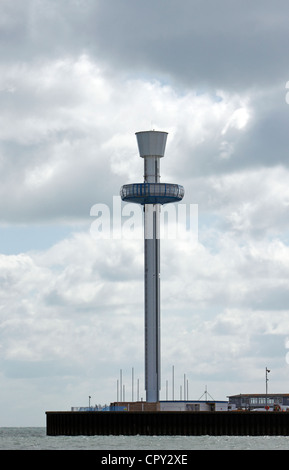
(120, 131, 184, 402)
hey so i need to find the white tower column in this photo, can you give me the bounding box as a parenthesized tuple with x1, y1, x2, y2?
(144, 205, 160, 401)
(120, 130, 184, 404)
(136, 131, 167, 403)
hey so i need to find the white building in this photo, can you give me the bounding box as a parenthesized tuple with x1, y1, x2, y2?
(159, 400, 229, 412)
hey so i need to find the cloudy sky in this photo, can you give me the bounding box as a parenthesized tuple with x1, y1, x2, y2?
(1, 0, 289, 426)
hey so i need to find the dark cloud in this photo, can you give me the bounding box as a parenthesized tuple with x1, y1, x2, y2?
(2, 0, 289, 91)
(84, 0, 289, 91)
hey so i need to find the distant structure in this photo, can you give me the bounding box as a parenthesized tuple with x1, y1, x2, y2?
(120, 131, 184, 402)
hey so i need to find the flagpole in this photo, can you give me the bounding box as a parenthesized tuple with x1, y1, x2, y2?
(265, 367, 270, 410)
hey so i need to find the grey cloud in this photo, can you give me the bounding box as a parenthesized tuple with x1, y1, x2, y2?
(2, 0, 289, 92)
(0, 0, 95, 62)
(177, 91, 289, 181)
(88, 0, 289, 91)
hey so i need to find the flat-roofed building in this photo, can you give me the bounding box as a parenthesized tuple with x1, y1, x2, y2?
(228, 394, 289, 410)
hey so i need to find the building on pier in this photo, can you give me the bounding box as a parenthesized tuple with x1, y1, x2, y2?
(228, 393, 289, 411)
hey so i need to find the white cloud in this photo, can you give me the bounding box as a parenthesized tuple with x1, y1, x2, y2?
(2, 217, 289, 423)
(0, 54, 257, 227)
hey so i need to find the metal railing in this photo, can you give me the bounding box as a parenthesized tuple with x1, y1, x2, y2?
(120, 183, 184, 204)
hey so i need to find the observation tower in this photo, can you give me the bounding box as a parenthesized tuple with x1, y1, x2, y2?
(120, 131, 184, 403)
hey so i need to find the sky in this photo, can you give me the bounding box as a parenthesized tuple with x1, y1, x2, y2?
(1, 0, 289, 426)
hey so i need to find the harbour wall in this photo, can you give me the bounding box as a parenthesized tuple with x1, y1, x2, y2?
(46, 410, 289, 436)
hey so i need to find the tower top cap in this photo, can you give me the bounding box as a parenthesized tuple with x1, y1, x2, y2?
(135, 131, 168, 158)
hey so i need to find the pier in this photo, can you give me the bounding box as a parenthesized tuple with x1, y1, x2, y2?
(46, 410, 289, 436)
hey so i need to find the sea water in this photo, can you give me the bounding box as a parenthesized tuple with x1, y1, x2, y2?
(0, 427, 289, 450)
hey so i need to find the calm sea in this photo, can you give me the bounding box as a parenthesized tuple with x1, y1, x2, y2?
(0, 428, 289, 450)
